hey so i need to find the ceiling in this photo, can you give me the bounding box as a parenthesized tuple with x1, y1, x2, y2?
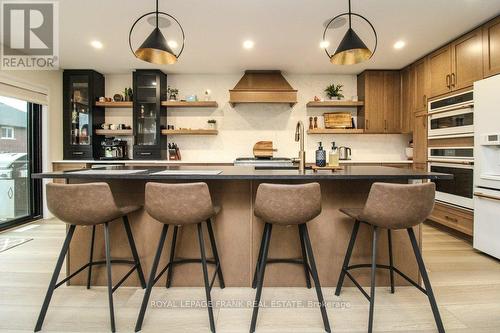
(59, 0, 500, 74)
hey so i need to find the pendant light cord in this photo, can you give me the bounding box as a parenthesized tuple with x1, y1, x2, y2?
(155, 0, 159, 28)
(348, 0, 351, 29)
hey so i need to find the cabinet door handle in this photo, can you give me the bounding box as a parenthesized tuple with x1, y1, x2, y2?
(140, 152, 152, 156)
(444, 215, 458, 223)
(451, 73, 456, 87)
(423, 95, 427, 108)
(474, 192, 500, 202)
(384, 119, 388, 131)
(365, 119, 369, 130)
(446, 74, 451, 89)
(72, 151, 84, 155)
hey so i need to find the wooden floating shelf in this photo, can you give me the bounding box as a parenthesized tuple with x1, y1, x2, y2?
(95, 101, 219, 108)
(161, 129, 218, 135)
(161, 101, 218, 108)
(307, 128, 364, 134)
(306, 101, 364, 108)
(95, 101, 133, 108)
(95, 129, 133, 136)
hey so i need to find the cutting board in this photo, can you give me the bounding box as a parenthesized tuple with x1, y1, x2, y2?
(253, 141, 277, 158)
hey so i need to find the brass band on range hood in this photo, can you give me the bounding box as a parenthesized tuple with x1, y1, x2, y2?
(229, 70, 298, 107)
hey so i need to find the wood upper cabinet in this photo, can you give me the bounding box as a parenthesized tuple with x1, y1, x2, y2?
(413, 111, 428, 164)
(358, 70, 401, 133)
(414, 58, 428, 112)
(452, 28, 483, 90)
(400, 66, 414, 134)
(428, 28, 483, 98)
(428, 45, 453, 98)
(384, 71, 401, 133)
(483, 16, 500, 77)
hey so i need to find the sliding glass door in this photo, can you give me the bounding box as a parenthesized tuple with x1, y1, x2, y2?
(0, 95, 42, 230)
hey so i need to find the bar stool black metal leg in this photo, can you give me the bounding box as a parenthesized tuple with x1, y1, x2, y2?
(335, 220, 360, 296)
(198, 223, 216, 333)
(34, 224, 76, 332)
(166, 226, 178, 288)
(298, 225, 312, 289)
(86, 225, 96, 289)
(250, 223, 272, 333)
(135, 224, 169, 332)
(408, 227, 445, 333)
(103, 222, 116, 332)
(123, 216, 147, 289)
(368, 226, 378, 333)
(251, 226, 266, 289)
(301, 224, 331, 333)
(388, 229, 395, 294)
(206, 219, 225, 289)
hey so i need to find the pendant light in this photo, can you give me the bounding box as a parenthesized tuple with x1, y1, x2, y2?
(322, 0, 377, 65)
(129, 0, 185, 65)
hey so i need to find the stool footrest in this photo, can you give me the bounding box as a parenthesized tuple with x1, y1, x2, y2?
(343, 263, 428, 302)
(153, 258, 218, 286)
(54, 259, 137, 289)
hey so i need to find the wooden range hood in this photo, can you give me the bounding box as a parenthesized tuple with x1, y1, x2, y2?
(229, 70, 297, 107)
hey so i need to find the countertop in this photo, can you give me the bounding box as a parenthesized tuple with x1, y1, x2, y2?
(34, 165, 450, 181)
(52, 159, 414, 164)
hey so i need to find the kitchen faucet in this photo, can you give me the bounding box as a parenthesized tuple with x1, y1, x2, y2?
(295, 121, 306, 173)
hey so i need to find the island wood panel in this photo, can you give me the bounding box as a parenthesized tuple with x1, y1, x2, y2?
(64, 179, 420, 287)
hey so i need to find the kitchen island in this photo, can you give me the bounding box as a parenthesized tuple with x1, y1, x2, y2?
(33, 165, 451, 288)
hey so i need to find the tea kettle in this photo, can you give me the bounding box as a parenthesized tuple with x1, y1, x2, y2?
(338, 146, 351, 160)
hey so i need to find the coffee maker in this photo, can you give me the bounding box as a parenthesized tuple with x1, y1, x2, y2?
(100, 138, 129, 160)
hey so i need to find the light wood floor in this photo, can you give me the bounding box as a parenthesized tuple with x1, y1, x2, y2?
(0, 219, 499, 332)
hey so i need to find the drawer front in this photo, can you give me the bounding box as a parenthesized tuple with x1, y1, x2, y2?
(64, 147, 93, 160)
(429, 202, 473, 235)
(133, 148, 161, 160)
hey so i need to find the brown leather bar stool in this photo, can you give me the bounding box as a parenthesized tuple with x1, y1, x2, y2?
(135, 182, 224, 333)
(35, 182, 146, 332)
(251, 183, 331, 333)
(335, 182, 445, 333)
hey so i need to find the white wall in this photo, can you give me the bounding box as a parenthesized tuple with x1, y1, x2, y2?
(104, 73, 410, 163)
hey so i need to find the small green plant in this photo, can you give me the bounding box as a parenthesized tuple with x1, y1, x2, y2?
(324, 84, 344, 99)
(207, 119, 217, 124)
(167, 86, 179, 100)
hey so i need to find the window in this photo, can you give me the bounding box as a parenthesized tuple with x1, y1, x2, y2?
(1, 127, 14, 139)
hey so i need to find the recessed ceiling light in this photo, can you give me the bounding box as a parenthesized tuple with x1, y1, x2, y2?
(90, 40, 103, 49)
(167, 40, 178, 49)
(320, 40, 330, 49)
(243, 40, 254, 49)
(394, 40, 406, 50)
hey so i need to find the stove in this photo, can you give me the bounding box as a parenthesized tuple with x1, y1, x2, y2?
(234, 157, 294, 167)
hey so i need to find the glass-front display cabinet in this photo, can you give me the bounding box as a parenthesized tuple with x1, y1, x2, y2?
(133, 70, 166, 159)
(63, 70, 104, 159)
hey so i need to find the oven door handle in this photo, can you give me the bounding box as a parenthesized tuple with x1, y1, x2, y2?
(474, 192, 500, 202)
(428, 104, 474, 116)
(428, 160, 474, 165)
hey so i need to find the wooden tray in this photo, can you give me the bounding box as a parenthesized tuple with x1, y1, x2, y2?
(323, 112, 352, 129)
(311, 165, 344, 172)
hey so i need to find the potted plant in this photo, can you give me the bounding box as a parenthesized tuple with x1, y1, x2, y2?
(207, 119, 217, 129)
(167, 86, 179, 101)
(324, 84, 344, 100)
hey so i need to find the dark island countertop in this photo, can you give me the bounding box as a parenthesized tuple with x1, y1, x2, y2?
(32, 165, 452, 181)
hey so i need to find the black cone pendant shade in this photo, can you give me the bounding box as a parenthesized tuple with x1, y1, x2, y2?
(129, 0, 185, 65)
(134, 27, 178, 65)
(322, 0, 377, 65)
(330, 27, 372, 65)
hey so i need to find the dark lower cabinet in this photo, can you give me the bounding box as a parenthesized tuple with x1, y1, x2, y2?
(133, 70, 166, 160)
(63, 70, 104, 160)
